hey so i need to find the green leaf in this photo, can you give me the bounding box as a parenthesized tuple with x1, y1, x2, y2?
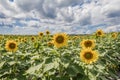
(0, 61, 5, 68)
(88, 72, 97, 80)
(50, 76, 69, 80)
(66, 66, 77, 77)
(8, 61, 16, 66)
(45, 57, 52, 64)
(34, 42, 39, 48)
(61, 55, 71, 68)
(72, 63, 84, 75)
(108, 68, 118, 79)
(98, 76, 108, 80)
(66, 63, 84, 77)
(54, 61, 59, 69)
(43, 63, 55, 73)
(94, 64, 105, 73)
(26, 63, 43, 74)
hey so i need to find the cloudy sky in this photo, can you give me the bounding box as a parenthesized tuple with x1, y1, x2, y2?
(0, 0, 120, 35)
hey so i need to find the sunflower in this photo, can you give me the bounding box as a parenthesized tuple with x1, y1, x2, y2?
(15, 39, 19, 43)
(39, 32, 44, 37)
(96, 29, 104, 37)
(80, 39, 95, 49)
(23, 38, 27, 42)
(53, 33, 68, 48)
(0, 36, 3, 39)
(46, 30, 50, 35)
(47, 41, 54, 46)
(18, 37, 22, 41)
(111, 33, 117, 39)
(31, 36, 36, 42)
(80, 48, 99, 64)
(5, 40, 18, 52)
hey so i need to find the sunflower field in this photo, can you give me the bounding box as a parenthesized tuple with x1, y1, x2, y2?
(0, 30, 120, 80)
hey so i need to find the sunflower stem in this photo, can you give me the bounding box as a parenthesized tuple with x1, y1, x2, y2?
(12, 51, 17, 76)
(86, 64, 89, 78)
(58, 48, 63, 77)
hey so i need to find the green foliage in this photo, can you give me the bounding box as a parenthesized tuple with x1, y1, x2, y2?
(0, 33, 120, 80)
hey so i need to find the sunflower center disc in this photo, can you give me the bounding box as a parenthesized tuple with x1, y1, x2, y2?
(85, 41, 92, 47)
(84, 52, 93, 60)
(9, 43, 16, 49)
(56, 36, 64, 43)
(98, 32, 102, 35)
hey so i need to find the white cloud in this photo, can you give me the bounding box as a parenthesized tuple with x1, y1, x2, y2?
(0, 0, 21, 17)
(0, 0, 120, 34)
(104, 25, 120, 33)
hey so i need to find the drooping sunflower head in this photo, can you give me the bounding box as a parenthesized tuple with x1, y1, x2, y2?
(80, 48, 99, 64)
(46, 30, 50, 35)
(80, 39, 95, 49)
(111, 33, 117, 39)
(96, 29, 104, 37)
(53, 33, 68, 48)
(38, 32, 44, 37)
(5, 40, 18, 52)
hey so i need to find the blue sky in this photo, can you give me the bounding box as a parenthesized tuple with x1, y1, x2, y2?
(0, 0, 120, 35)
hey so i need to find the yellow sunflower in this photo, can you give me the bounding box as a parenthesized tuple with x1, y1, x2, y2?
(0, 36, 3, 39)
(80, 39, 95, 49)
(15, 39, 19, 43)
(23, 38, 27, 42)
(31, 36, 36, 42)
(96, 29, 104, 37)
(5, 40, 18, 52)
(80, 48, 99, 64)
(38, 32, 44, 37)
(47, 41, 54, 46)
(111, 33, 117, 39)
(18, 37, 22, 41)
(53, 33, 68, 48)
(46, 30, 50, 35)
